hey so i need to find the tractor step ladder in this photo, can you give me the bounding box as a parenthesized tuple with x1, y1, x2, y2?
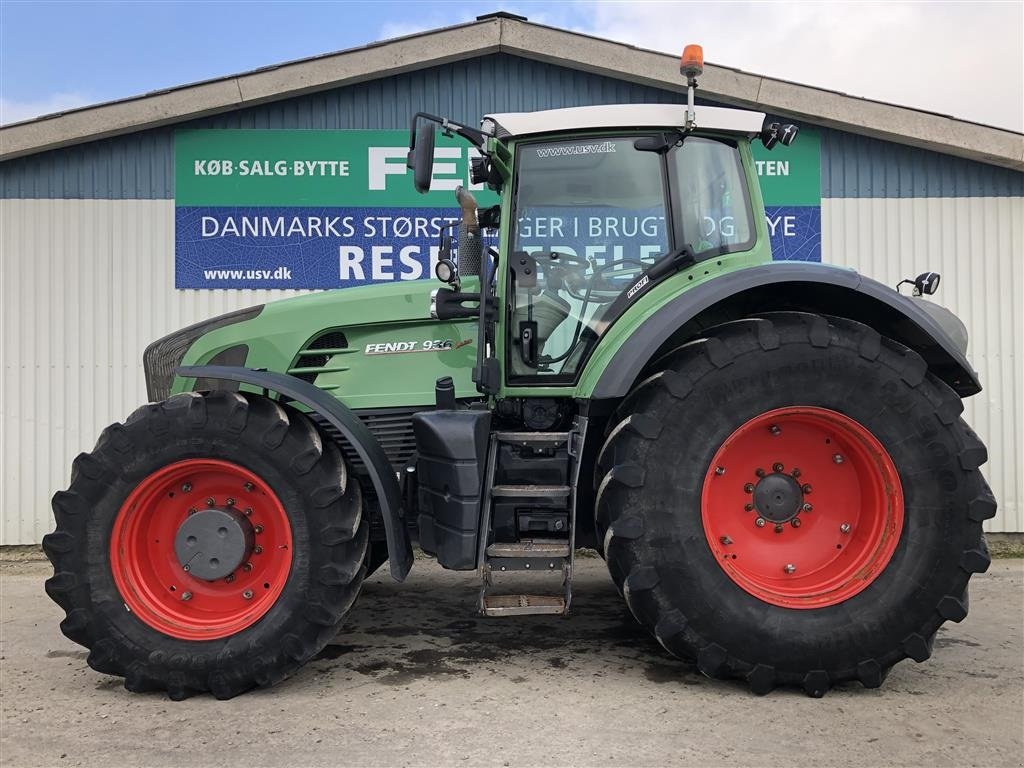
(478, 421, 587, 617)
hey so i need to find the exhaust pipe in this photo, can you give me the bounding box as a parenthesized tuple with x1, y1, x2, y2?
(455, 186, 482, 277)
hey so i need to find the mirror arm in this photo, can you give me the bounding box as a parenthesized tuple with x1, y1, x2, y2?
(408, 111, 489, 153)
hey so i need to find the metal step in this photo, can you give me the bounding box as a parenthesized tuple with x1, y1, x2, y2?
(481, 594, 566, 617)
(486, 541, 571, 558)
(492, 484, 571, 498)
(493, 431, 570, 444)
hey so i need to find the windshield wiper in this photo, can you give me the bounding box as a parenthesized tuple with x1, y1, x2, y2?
(600, 245, 696, 319)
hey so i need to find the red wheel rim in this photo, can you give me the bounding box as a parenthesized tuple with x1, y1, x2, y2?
(110, 459, 292, 640)
(701, 407, 903, 609)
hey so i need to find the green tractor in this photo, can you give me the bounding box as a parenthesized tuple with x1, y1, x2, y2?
(44, 48, 995, 700)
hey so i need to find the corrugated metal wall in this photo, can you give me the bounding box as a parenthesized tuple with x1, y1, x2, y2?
(0, 199, 305, 544)
(2, 52, 1022, 543)
(822, 197, 1023, 532)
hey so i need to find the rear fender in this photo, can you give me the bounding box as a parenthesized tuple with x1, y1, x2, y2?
(589, 262, 981, 400)
(177, 365, 414, 581)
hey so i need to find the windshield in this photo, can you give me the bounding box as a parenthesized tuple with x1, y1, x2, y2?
(507, 134, 754, 382)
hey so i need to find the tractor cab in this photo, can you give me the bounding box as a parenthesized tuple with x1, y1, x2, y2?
(407, 48, 800, 396)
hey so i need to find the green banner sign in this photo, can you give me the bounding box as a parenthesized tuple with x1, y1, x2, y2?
(175, 129, 499, 208)
(750, 129, 821, 206)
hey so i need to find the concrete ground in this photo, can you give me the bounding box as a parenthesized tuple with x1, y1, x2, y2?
(2, 556, 1021, 768)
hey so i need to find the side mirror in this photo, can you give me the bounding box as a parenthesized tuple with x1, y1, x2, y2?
(407, 122, 435, 194)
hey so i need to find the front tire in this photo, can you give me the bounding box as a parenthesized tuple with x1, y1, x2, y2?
(596, 312, 995, 696)
(43, 391, 369, 699)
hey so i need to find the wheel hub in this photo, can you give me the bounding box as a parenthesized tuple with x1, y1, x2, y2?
(753, 472, 804, 523)
(174, 508, 254, 581)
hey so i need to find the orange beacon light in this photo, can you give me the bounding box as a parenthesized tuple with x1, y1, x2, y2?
(680, 44, 704, 79)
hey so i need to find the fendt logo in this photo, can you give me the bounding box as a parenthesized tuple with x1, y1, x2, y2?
(364, 339, 472, 355)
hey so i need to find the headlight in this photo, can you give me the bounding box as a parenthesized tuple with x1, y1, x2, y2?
(143, 305, 263, 401)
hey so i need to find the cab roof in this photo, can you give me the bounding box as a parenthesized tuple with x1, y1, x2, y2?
(483, 103, 766, 139)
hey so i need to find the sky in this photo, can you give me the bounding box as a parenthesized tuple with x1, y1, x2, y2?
(1, 0, 1022, 132)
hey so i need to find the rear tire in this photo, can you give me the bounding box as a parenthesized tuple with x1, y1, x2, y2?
(43, 391, 369, 699)
(596, 312, 994, 696)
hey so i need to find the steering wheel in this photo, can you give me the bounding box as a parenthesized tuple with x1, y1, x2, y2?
(562, 258, 649, 301)
(539, 250, 590, 274)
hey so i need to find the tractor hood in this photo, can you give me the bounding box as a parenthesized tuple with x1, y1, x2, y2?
(154, 280, 478, 409)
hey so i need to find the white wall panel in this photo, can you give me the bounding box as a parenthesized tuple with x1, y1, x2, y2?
(1, 199, 311, 545)
(822, 196, 1024, 532)
(1, 196, 1021, 544)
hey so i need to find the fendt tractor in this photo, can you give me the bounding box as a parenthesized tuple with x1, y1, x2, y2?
(44, 46, 995, 700)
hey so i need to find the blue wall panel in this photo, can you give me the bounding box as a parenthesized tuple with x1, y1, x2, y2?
(2, 53, 1021, 199)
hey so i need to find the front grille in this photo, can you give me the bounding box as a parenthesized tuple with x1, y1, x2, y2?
(310, 407, 420, 474)
(288, 330, 351, 384)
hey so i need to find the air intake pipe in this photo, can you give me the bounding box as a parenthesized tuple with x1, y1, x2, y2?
(455, 186, 482, 277)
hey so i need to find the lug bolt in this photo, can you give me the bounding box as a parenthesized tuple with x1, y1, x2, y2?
(802, 503, 813, 512)
(225, 574, 235, 583)
(744, 503, 754, 512)
(774, 524, 784, 534)
(244, 482, 255, 492)
(833, 454, 845, 465)
(744, 483, 755, 493)
(720, 536, 733, 545)
(769, 425, 781, 435)
(715, 466, 726, 476)
(226, 497, 236, 506)
(791, 518, 802, 528)
(802, 484, 812, 494)
(182, 564, 191, 572)
(244, 507, 253, 516)
(243, 562, 253, 572)
(755, 517, 766, 528)
(254, 546, 263, 555)
(791, 468, 801, 478)
(242, 590, 254, 600)
(181, 482, 192, 493)
(772, 462, 784, 473)
(840, 523, 851, 534)
(181, 591, 193, 601)
(783, 564, 796, 575)
(206, 497, 216, 507)
(188, 508, 197, 516)
(755, 468, 766, 478)
(254, 525, 264, 535)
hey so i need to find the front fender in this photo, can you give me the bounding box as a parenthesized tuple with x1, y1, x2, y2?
(588, 262, 981, 399)
(177, 365, 414, 582)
